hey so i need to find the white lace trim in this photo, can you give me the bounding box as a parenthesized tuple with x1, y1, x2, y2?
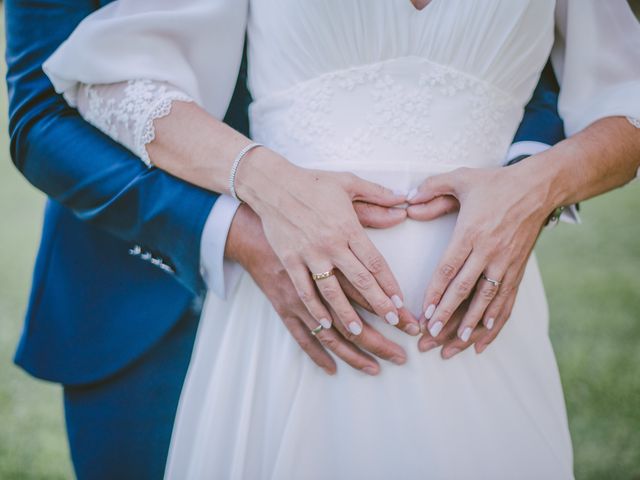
(76, 80, 193, 167)
(251, 56, 521, 171)
(138, 92, 193, 166)
(627, 116, 640, 129)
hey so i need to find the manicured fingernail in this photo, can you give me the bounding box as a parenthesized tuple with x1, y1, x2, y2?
(460, 327, 472, 343)
(429, 321, 443, 338)
(319, 318, 332, 329)
(405, 323, 421, 336)
(391, 295, 404, 308)
(486, 317, 495, 330)
(349, 322, 363, 335)
(391, 355, 406, 365)
(385, 312, 399, 326)
(362, 366, 378, 376)
(443, 348, 461, 359)
(424, 304, 436, 320)
(419, 339, 438, 353)
(407, 187, 418, 201)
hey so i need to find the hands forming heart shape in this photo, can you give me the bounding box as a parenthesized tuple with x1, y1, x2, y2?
(233, 148, 553, 376)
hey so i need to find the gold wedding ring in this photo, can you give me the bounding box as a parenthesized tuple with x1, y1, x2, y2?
(310, 325, 323, 336)
(311, 269, 335, 281)
(481, 273, 502, 287)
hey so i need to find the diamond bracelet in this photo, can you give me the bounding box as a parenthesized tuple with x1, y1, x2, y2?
(229, 142, 262, 202)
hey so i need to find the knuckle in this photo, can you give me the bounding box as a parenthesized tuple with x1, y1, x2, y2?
(371, 299, 395, 317)
(480, 284, 499, 300)
(428, 289, 444, 305)
(274, 305, 289, 318)
(439, 263, 457, 280)
(279, 314, 296, 326)
(373, 298, 392, 313)
(353, 271, 374, 290)
(497, 283, 515, 298)
(321, 335, 340, 352)
(437, 306, 455, 321)
(335, 226, 353, 243)
(341, 220, 360, 238)
(320, 284, 341, 302)
(296, 288, 315, 304)
(314, 233, 339, 253)
(455, 278, 474, 296)
(296, 337, 314, 352)
(365, 254, 385, 275)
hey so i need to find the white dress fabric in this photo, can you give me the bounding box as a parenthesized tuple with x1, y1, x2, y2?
(42, 1, 640, 479)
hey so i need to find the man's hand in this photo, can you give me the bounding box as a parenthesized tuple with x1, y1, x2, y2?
(407, 164, 550, 355)
(224, 203, 420, 375)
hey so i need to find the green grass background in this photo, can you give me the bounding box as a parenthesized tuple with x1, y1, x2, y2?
(1, 12, 639, 480)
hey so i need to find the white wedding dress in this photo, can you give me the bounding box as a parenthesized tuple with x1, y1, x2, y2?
(42, 1, 640, 479)
(173, 3, 576, 479)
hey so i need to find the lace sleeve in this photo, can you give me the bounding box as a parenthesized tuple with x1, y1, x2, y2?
(75, 80, 193, 167)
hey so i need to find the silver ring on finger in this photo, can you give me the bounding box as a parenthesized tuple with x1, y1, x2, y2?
(481, 273, 502, 288)
(310, 324, 324, 336)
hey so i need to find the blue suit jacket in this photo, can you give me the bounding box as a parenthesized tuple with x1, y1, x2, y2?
(5, 0, 563, 386)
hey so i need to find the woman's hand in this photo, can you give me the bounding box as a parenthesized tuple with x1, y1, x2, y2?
(226, 204, 412, 375)
(236, 147, 419, 336)
(407, 117, 640, 355)
(406, 165, 550, 353)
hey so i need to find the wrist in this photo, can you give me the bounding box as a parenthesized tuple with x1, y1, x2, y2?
(512, 144, 576, 216)
(234, 147, 298, 213)
(224, 204, 260, 266)
(224, 203, 278, 275)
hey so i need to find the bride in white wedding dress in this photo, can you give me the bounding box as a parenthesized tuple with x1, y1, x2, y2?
(43, 0, 640, 478)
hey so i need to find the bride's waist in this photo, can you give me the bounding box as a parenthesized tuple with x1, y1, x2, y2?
(249, 56, 524, 177)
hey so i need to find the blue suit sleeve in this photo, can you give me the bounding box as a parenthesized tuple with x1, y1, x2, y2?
(5, 0, 220, 294)
(513, 61, 565, 146)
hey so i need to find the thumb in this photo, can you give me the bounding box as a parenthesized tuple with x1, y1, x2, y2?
(407, 169, 467, 205)
(407, 195, 459, 221)
(354, 202, 407, 228)
(346, 174, 407, 207)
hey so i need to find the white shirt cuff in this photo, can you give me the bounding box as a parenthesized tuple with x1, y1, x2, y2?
(504, 141, 551, 164)
(559, 204, 581, 225)
(505, 141, 581, 225)
(200, 194, 244, 299)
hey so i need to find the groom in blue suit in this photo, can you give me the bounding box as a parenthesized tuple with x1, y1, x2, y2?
(5, 1, 565, 478)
